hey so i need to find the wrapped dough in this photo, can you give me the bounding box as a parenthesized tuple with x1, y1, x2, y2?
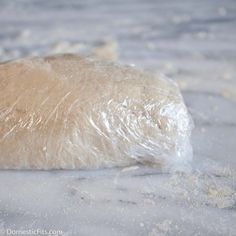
(0, 54, 193, 170)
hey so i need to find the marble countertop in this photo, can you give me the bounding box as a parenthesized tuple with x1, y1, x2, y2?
(0, 0, 236, 235)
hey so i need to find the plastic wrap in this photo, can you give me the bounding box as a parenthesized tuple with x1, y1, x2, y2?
(0, 54, 193, 170)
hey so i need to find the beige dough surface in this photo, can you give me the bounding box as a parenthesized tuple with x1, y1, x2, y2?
(0, 54, 192, 169)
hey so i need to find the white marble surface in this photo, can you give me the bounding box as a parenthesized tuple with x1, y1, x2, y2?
(0, 0, 236, 235)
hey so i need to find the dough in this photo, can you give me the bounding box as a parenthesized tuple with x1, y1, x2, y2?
(0, 54, 192, 169)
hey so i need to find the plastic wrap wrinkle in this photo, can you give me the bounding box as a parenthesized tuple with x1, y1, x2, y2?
(0, 54, 193, 170)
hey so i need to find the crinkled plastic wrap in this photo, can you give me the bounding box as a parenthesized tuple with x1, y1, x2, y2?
(0, 54, 193, 170)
